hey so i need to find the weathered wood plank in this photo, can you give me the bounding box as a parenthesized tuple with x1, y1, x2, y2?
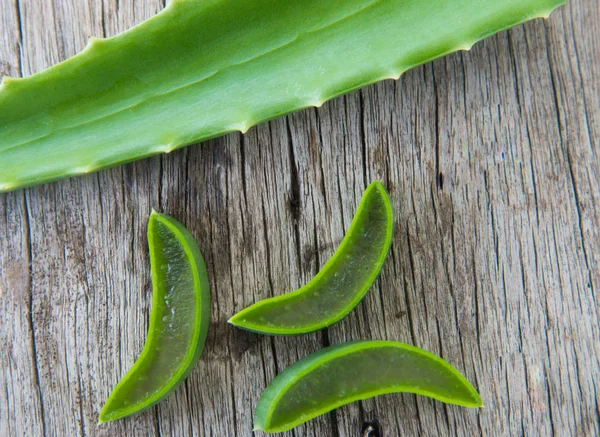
(0, 2, 45, 436)
(0, 0, 598, 436)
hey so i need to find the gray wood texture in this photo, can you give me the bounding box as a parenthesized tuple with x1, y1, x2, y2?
(0, 0, 598, 435)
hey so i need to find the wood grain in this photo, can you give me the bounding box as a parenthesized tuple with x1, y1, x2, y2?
(0, 0, 598, 435)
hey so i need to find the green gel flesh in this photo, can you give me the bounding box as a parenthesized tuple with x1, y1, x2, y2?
(0, 0, 564, 192)
(228, 181, 393, 334)
(254, 340, 483, 433)
(99, 211, 210, 423)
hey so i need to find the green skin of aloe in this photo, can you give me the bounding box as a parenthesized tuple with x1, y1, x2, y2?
(254, 340, 483, 433)
(0, 0, 563, 192)
(99, 211, 210, 423)
(229, 181, 393, 334)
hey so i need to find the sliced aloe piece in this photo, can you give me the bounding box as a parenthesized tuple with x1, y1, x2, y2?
(0, 0, 564, 192)
(254, 340, 483, 433)
(228, 181, 392, 334)
(99, 211, 210, 423)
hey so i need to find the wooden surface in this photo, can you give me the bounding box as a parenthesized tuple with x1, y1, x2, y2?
(0, 0, 598, 435)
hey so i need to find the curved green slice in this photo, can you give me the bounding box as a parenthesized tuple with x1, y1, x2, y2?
(99, 211, 210, 423)
(254, 340, 483, 433)
(0, 0, 564, 192)
(228, 181, 392, 335)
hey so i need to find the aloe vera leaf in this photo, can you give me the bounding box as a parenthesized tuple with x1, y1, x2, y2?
(228, 181, 393, 334)
(99, 211, 210, 423)
(254, 340, 482, 433)
(0, 0, 564, 192)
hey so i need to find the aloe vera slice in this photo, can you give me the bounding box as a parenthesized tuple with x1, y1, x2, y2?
(0, 0, 563, 192)
(254, 340, 482, 433)
(99, 211, 210, 423)
(228, 181, 392, 334)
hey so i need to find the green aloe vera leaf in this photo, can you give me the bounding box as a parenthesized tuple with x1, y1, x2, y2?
(254, 340, 482, 433)
(99, 211, 210, 423)
(228, 181, 393, 334)
(0, 0, 564, 192)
